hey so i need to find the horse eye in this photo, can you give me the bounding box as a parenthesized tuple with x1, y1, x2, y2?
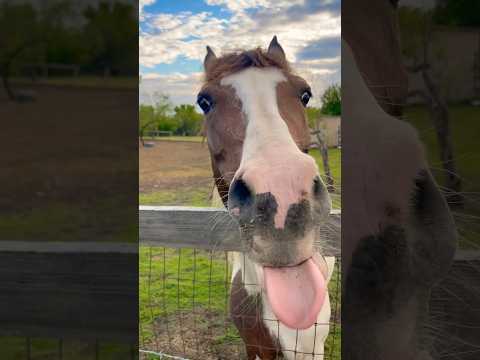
(197, 94, 213, 114)
(300, 90, 311, 107)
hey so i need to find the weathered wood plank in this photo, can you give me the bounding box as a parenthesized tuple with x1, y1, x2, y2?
(139, 206, 341, 256)
(0, 243, 138, 342)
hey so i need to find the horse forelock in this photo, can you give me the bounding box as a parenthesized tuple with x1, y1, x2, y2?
(204, 47, 291, 83)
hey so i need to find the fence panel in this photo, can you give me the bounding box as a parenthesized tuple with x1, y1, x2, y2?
(139, 206, 342, 359)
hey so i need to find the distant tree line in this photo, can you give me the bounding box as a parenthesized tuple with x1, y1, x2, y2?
(0, 0, 137, 98)
(139, 94, 203, 144)
(139, 84, 341, 145)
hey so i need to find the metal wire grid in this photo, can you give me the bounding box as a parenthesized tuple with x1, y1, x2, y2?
(139, 247, 341, 360)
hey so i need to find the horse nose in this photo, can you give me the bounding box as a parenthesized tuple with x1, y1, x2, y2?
(228, 177, 281, 224)
(228, 153, 324, 229)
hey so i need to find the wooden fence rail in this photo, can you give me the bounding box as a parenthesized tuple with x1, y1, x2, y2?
(0, 241, 137, 342)
(139, 206, 341, 257)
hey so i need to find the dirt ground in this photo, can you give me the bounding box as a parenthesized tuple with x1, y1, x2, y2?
(142, 309, 246, 360)
(1, 83, 137, 210)
(0, 83, 137, 242)
(139, 140, 213, 194)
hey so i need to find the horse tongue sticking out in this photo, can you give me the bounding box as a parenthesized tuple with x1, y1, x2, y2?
(264, 258, 326, 329)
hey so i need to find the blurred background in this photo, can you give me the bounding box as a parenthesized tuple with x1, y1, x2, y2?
(0, 1, 138, 358)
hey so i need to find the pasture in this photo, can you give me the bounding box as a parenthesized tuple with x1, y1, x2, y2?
(139, 139, 341, 208)
(139, 138, 342, 359)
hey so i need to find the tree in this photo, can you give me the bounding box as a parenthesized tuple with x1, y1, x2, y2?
(434, 0, 480, 27)
(320, 84, 341, 116)
(139, 93, 173, 146)
(0, 2, 43, 100)
(173, 104, 203, 136)
(82, 1, 137, 76)
(399, 6, 462, 206)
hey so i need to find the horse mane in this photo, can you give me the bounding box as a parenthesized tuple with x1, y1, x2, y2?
(205, 47, 291, 82)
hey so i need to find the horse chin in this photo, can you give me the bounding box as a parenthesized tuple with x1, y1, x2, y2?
(242, 227, 318, 267)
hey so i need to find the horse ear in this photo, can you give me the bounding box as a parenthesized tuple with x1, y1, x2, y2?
(204, 46, 217, 73)
(267, 35, 286, 63)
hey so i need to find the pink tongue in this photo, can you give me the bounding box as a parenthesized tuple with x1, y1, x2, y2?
(264, 258, 326, 329)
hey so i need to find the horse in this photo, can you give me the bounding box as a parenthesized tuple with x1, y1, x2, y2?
(342, 34, 457, 360)
(198, 36, 336, 359)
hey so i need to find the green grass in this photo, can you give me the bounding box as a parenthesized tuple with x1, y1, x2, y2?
(139, 248, 231, 341)
(139, 247, 342, 356)
(144, 136, 204, 143)
(310, 147, 341, 209)
(139, 187, 211, 207)
(310, 147, 342, 187)
(0, 197, 137, 243)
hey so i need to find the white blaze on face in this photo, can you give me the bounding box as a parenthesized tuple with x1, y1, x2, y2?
(221, 67, 318, 229)
(221, 67, 299, 161)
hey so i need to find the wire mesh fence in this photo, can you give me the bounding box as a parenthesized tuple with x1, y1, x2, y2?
(139, 247, 341, 360)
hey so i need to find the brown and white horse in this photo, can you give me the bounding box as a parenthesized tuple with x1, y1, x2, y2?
(198, 37, 335, 359)
(341, 1, 457, 359)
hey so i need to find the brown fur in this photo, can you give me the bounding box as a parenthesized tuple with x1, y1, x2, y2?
(204, 48, 291, 83)
(230, 271, 282, 360)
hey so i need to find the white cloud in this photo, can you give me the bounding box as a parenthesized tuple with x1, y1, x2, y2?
(139, 0, 156, 20)
(140, 12, 229, 66)
(295, 57, 340, 106)
(139, 0, 155, 12)
(205, 0, 306, 12)
(140, 2, 340, 67)
(139, 1, 341, 106)
(140, 72, 204, 106)
(205, 0, 270, 12)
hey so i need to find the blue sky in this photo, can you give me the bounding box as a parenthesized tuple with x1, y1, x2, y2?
(139, 0, 341, 106)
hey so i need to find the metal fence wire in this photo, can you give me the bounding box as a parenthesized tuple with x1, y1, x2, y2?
(139, 247, 341, 360)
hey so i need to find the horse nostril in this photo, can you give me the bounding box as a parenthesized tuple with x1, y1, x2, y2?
(313, 176, 323, 197)
(229, 178, 254, 212)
